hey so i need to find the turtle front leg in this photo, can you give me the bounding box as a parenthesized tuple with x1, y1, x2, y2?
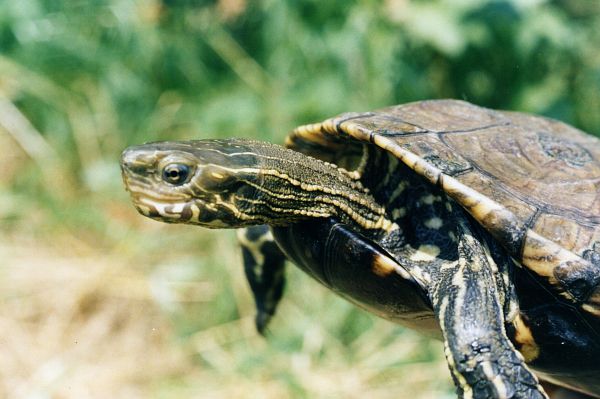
(432, 218, 548, 399)
(237, 225, 287, 334)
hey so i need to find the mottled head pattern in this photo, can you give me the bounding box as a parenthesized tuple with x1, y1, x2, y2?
(121, 139, 269, 228)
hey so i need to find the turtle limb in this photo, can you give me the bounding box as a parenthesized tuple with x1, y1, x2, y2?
(432, 218, 548, 399)
(237, 225, 286, 334)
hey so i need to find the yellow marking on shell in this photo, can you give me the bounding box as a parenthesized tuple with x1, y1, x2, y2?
(373, 254, 411, 279)
(426, 173, 505, 237)
(372, 254, 396, 277)
(410, 244, 440, 262)
(321, 118, 339, 134)
(521, 230, 579, 280)
(337, 120, 371, 141)
(355, 132, 520, 243)
(287, 122, 331, 147)
(439, 174, 518, 239)
(297, 116, 599, 319)
(424, 217, 443, 230)
(470, 201, 505, 227)
(513, 314, 540, 362)
(372, 254, 412, 280)
(412, 158, 441, 184)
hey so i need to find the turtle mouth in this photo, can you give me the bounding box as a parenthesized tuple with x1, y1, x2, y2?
(129, 194, 234, 228)
(133, 196, 186, 221)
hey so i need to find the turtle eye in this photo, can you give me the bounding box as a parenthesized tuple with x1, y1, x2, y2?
(162, 163, 191, 185)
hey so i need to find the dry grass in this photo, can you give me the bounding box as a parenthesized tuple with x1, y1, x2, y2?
(0, 220, 453, 399)
(0, 232, 187, 398)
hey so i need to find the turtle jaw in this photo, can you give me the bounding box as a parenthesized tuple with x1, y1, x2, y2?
(130, 194, 234, 228)
(122, 178, 239, 229)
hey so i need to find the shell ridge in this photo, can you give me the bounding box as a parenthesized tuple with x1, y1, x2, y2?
(346, 124, 600, 315)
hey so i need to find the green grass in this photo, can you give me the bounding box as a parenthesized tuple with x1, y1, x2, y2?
(1, 0, 600, 397)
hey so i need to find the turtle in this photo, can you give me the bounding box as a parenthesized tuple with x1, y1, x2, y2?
(120, 100, 600, 398)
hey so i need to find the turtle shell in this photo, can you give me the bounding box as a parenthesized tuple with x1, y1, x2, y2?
(286, 100, 600, 316)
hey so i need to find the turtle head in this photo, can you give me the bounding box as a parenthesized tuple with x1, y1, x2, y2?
(122, 138, 385, 231)
(120, 139, 265, 228)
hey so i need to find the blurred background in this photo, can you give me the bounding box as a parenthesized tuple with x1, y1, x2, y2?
(1, 0, 599, 398)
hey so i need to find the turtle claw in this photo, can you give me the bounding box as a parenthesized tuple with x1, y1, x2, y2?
(255, 311, 273, 336)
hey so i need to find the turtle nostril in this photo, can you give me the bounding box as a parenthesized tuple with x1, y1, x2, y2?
(121, 149, 139, 169)
(129, 165, 152, 176)
(120, 149, 154, 177)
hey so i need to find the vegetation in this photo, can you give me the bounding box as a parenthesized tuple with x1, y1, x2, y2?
(1, 0, 599, 397)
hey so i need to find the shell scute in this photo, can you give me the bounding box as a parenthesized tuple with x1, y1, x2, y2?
(393, 134, 472, 176)
(532, 214, 598, 255)
(453, 170, 537, 226)
(341, 113, 427, 137)
(376, 99, 508, 133)
(441, 124, 600, 222)
(289, 99, 600, 312)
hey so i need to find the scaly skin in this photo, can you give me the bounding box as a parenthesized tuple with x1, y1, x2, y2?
(121, 138, 549, 398)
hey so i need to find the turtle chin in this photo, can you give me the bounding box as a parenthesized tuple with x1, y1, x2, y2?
(189, 201, 251, 229)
